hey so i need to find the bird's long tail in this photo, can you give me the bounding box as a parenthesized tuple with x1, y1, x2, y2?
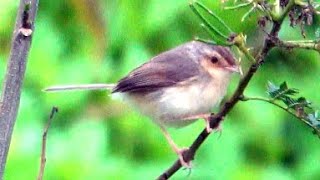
(43, 83, 116, 92)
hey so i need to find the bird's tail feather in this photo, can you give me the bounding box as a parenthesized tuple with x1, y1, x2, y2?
(43, 84, 116, 92)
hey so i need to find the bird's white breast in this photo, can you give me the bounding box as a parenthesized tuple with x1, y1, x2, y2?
(155, 78, 228, 126)
(122, 73, 231, 127)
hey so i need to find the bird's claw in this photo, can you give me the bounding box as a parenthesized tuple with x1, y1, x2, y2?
(205, 116, 223, 136)
(206, 123, 214, 133)
(177, 147, 192, 168)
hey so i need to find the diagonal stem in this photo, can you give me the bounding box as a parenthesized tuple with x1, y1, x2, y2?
(0, 0, 39, 176)
(240, 96, 318, 133)
(157, 22, 281, 180)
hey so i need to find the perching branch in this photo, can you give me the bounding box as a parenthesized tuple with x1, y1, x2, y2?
(157, 19, 281, 180)
(157, 0, 300, 179)
(37, 107, 58, 180)
(0, 0, 39, 176)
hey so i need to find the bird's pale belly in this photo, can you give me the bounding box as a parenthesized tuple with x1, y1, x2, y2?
(125, 79, 228, 127)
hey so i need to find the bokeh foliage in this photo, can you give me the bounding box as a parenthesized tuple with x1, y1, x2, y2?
(0, 0, 320, 179)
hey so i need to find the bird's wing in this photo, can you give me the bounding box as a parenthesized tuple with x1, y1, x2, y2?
(112, 51, 200, 93)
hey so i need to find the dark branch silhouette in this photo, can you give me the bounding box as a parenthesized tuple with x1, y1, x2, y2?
(157, 24, 280, 180)
(157, 1, 297, 178)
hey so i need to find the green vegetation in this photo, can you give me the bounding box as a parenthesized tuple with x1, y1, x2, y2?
(0, 0, 320, 179)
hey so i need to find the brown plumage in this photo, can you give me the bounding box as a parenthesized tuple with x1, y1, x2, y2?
(44, 40, 239, 167)
(113, 41, 236, 93)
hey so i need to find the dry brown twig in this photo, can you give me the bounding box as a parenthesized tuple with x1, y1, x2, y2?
(37, 107, 58, 180)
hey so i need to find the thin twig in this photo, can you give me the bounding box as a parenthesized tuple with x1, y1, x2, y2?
(0, 0, 39, 176)
(275, 39, 320, 52)
(37, 107, 58, 180)
(240, 96, 318, 132)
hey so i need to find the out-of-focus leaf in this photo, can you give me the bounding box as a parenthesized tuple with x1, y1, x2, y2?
(267, 82, 311, 110)
(267, 81, 298, 100)
(286, 97, 312, 109)
(266, 81, 320, 137)
(308, 111, 320, 127)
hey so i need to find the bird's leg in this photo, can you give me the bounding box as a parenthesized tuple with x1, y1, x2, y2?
(181, 113, 214, 133)
(158, 124, 191, 168)
(202, 114, 214, 133)
(203, 114, 225, 134)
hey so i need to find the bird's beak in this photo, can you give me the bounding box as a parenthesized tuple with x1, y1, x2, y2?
(225, 65, 241, 74)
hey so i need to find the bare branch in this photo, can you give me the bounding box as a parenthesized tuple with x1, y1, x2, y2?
(37, 107, 58, 180)
(0, 0, 39, 176)
(240, 96, 319, 135)
(275, 39, 320, 52)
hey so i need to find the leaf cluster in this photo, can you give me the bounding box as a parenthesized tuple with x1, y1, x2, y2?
(267, 82, 320, 136)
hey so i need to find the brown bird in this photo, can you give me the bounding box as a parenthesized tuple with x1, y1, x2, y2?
(45, 41, 240, 167)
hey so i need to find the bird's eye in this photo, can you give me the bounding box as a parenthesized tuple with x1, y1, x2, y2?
(210, 56, 218, 64)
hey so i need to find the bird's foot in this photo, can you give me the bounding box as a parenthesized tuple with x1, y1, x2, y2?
(158, 125, 192, 168)
(205, 121, 214, 133)
(204, 114, 214, 133)
(205, 115, 223, 136)
(177, 147, 192, 168)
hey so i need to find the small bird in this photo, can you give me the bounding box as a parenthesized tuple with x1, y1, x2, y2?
(45, 41, 240, 167)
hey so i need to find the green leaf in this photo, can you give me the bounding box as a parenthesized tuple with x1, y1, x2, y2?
(267, 81, 278, 96)
(266, 81, 320, 137)
(283, 96, 297, 108)
(284, 97, 311, 109)
(297, 97, 312, 108)
(267, 81, 314, 114)
(267, 81, 298, 100)
(190, 1, 233, 46)
(306, 111, 320, 134)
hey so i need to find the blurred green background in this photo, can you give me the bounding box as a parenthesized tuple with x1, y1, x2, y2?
(1, 0, 320, 179)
